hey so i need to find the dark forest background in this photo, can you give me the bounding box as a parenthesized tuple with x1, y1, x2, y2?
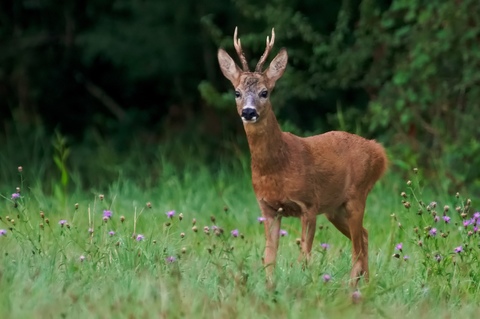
(1, 0, 479, 192)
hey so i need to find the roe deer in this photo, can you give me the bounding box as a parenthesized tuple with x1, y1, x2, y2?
(217, 27, 387, 287)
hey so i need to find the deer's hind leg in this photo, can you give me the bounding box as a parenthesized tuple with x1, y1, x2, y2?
(326, 200, 369, 287)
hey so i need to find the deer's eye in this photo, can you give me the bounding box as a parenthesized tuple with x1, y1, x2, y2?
(259, 90, 268, 98)
(235, 90, 241, 98)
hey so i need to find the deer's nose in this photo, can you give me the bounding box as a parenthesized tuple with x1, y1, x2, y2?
(241, 108, 258, 121)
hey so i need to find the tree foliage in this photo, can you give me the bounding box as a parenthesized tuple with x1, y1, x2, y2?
(1, 0, 479, 190)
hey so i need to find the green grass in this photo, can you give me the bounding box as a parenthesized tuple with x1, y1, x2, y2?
(1, 140, 479, 318)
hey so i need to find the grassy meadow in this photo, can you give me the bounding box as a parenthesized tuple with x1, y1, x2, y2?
(0, 134, 479, 319)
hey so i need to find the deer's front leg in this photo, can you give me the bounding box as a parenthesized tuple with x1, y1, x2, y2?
(300, 214, 317, 261)
(262, 212, 282, 281)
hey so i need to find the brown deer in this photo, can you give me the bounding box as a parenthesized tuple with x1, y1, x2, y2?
(217, 27, 387, 287)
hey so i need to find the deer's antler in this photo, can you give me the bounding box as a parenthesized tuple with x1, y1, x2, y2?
(234, 27, 250, 72)
(255, 28, 275, 72)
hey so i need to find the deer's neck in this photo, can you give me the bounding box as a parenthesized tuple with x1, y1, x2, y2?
(243, 110, 288, 173)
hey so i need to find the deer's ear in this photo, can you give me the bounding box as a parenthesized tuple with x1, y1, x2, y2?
(265, 48, 288, 83)
(218, 49, 241, 85)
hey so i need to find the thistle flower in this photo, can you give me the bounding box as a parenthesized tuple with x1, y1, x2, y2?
(0, 229, 6, 236)
(166, 256, 176, 263)
(88, 228, 94, 234)
(136, 234, 145, 241)
(322, 274, 331, 283)
(320, 243, 330, 250)
(231, 229, 239, 237)
(442, 216, 451, 223)
(403, 255, 409, 261)
(395, 243, 403, 251)
(80, 255, 86, 262)
(166, 210, 175, 219)
(11, 193, 20, 200)
(279, 229, 288, 237)
(433, 216, 439, 223)
(108, 231, 115, 237)
(463, 220, 471, 227)
(434, 254, 442, 262)
(473, 212, 480, 220)
(59, 220, 67, 227)
(257, 217, 266, 224)
(103, 210, 112, 219)
(454, 246, 463, 254)
(429, 228, 437, 237)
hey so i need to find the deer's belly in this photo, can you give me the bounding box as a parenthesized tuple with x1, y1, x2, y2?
(259, 197, 305, 218)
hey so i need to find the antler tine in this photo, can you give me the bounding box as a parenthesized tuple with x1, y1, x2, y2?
(233, 27, 250, 72)
(255, 28, 275, 72)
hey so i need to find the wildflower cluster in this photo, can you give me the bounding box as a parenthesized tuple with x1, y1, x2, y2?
(394, 168, 477, 277)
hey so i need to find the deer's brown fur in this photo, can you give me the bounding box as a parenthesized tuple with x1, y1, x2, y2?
(217, 28, 387, 287)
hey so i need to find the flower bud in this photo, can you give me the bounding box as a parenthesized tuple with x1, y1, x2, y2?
(99, 194, 104, 201)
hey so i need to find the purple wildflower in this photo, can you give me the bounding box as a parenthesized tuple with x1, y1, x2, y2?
(395, 243, 403, 251)
(403, 255, 409, 261)
(103, 210, 112, 219)
(108, 231, 115, 237)
(166, 210, 175, 219)
(474, 226, 479, 233)
(11, 193, 20, 200)
(463, 220, 471, 227)
(136, 234, 145, 241)
(166, 256, 177, 263)
(429, 228, 437, 236)
(322, 274, 331, 283)
(321, 243, 330, 250)
(434, 254, 442, 262)
(442, 216, 451, 223)
(279, 229, 288, 237)
(454, 246, 463, 254)
(473, 212, 480, 220)
(231, 229, 239, 237)
(0, 229, 6, 236)
(257, 217, 266, 224)
(59, 220, 67, 227)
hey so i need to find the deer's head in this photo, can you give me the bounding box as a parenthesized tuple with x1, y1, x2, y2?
(218, 27, 288, 124)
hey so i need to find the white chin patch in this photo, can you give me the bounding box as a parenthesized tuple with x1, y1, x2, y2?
(242, 117, 258, 123)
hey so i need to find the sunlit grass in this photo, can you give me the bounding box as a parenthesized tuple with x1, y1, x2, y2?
(1, 142, 479, 318)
